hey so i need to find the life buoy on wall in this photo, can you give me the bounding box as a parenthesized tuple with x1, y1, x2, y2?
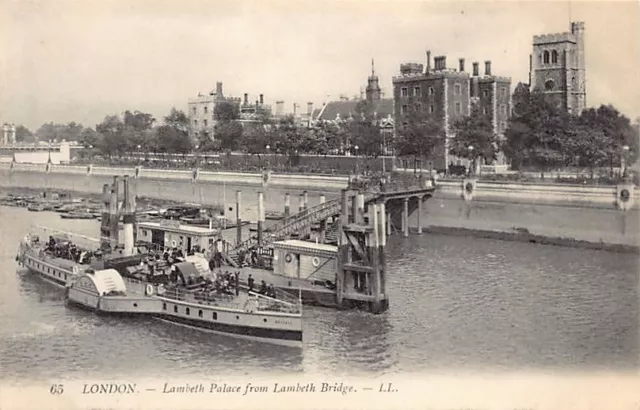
(616, 184, 635, 211)
(311, 256, 320, 267)
(145, 284, 154, 296)
(462, 178, 477, 201)
(171, 240, 177, 248)
(285, 253, 293, 263)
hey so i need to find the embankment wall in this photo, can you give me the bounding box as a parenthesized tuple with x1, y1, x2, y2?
(1, 163, 637, 247)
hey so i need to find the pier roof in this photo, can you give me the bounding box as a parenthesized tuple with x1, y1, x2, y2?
(138, 221, 218, 236)
(273, 239, 338, 253)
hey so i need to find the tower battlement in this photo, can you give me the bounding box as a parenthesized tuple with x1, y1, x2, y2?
(533, 32, 576, 45)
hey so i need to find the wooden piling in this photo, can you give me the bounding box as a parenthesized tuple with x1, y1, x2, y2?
(377, 201, 388, 312)
(100, 184, 111, 250)
(109, 177, 120, 249)
(122, 175, 135, 256)
(298, 192, 304, 213)
(402, 197, 409, 237)
(303, 190, 308, 210)
(257, 191, 265, 246)
(236, 190, 242, 246)
(336, 189, 350, 306)
(416, 195, 423, 235)
(319, 194, 327, 243)
(284, 193, 290, 218)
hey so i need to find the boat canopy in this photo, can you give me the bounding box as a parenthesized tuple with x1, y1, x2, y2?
(173, 262, 201, 278)
(84, 269, 127, 296)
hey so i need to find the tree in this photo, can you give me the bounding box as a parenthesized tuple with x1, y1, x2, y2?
(449, 105, 499, 171)
(14, 125, 34, 142)
(156, 108, 191, 154)
(347, 100, 384, 158)
(79, 127, 100, 148)
(503, 89, 568, 176)
(35, 122, 84, 142)
(213, 101, 240, 121)
(121, 110, 156, 152)
(96, 115, 126, 158)
(214, 120, 243, 151)
(395, 105, 444, 171)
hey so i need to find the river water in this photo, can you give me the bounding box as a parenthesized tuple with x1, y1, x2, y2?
(0, 205, 637, 383)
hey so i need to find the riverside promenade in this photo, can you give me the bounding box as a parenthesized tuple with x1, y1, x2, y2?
(1, 162, 638, 251)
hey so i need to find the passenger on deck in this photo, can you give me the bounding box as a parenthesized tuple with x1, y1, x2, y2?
(259, 280, 267, 295)
(248, 274, 255, 292)
(266, 284, 275, 298)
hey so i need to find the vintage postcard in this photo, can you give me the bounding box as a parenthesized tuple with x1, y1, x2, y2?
(0, 0, 638, 409)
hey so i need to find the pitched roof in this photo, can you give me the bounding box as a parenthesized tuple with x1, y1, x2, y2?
(316, 98, 394, 121)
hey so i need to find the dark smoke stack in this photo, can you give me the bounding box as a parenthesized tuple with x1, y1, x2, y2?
(472, 62, 479, 76)
(426, 50, 431, 73)
(216, 82, 223, 96)
(244, 93, 248, 105)
(259, 94, 264, 105)
(459, 58, 465, 72)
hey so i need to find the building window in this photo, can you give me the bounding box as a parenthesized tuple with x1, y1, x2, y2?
(483, 107, 488, 115)
(429, 87, 434, 95)
(551, 50, 558, 64)
(192, 107, 196, 114)
(401, 87, 408, 97)
(186, 307, 190, 315)
(501, 122, 507, 131)
(413, 86, 421, 96)
(162, 303, 167, 310)
(212, 312, 218, 320)
(203, 119, 208, 127)
(455, 102, 461, 114)
(501, 87, 507, 98)
(198, 310, 203, 318)
(194, 120, 198, 126)
(543, 50, 550, 64)
(454, 84, 461, 95)
(401, 105, 408, 115)
(429, 104, 434, 113)
(483, 90, 489, 98)
(415, 103, 422, 112)
(500, 104, 507, 115)
(204, 106, 208, 114)
(174, 305, 178, 313)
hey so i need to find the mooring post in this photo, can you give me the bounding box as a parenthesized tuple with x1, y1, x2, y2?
(303, 190, 308, 210)
(319, 194, 327, 243)
(416, 195, 422, 235)
(109, 177, 120, 249)
(357, 192, 365, 224)
(378, 201, 388, 312)
(100, 184, 111, 250)
(402, 197, 409, 237)
(284, 193, 290, 218)
(257, 191, 265, 246)
(122, 175, 135, 256)
(336, 189, 349, 306)
(368, 203, 380, 304)
(236, 190, 242, 246)
(298, 192, 304, 213)
(386, 210, 391, 236)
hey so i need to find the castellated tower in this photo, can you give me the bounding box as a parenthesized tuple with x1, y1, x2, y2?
(530, 21, 586, 115)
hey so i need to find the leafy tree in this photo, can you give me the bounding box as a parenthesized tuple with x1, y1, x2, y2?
(14, 125, 34, 142)
(503, 89, 568, 176)
(347, 100, 384, 158)
(156, 108, 191, 154)
(395, 104, 444, 170)
(213, 101, 240, 121)
(96, 115, 126, 158)
(35, 122, 84, 142)
(79, 127, 100, 148)
(449, 105, 499, 169)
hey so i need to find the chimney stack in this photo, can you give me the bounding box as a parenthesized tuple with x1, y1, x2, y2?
(216, 82, 223, 96)
(307, 102, 313, 115)
(244, 93, 248, 105)
(459, 58, 465, 72)
(259, 94, 264, 105)
(472, 62, 479, 76)
(293, 103, 298, 116)
(426, 50, 432, 73)
(434, 56, 446, 71)
(485, 60, 492, 76)
(276, 101, 284, 117)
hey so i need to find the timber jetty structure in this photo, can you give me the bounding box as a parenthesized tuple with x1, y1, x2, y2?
(223, 174, 437, 314)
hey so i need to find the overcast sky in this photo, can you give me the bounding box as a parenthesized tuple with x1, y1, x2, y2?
(1, 0, 638, 130)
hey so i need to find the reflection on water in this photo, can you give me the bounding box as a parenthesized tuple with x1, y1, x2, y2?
(0, 206, 637, 381)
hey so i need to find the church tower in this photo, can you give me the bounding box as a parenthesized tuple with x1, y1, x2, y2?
(530, 21, 586, 115)
(366, 59, 382, 102)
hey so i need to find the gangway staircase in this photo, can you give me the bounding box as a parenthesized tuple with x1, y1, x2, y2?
(224, 178, 437, 267)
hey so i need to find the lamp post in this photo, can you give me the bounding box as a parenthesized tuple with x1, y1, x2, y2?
(265, 144, 270, 170)
(354, 145, 360, 175)
(621, 145, 630, 180)
(137, 144, 141, 164)
(468, 145, 474, 176)
(48, 139, 52, 164)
